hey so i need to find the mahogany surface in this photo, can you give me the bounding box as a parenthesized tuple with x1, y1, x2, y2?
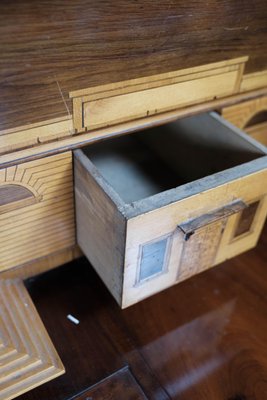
(18, 223, 267, 400)
(1, 1, 267, 132)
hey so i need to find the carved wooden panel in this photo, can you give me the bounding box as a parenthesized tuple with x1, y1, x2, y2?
(0, 152, 75, 272)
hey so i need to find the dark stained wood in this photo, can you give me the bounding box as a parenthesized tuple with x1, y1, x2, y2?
(234, 200, 260, 237)
(1, 0, 267, 132)
(18, 222, 267, 400)
(73, 367, 148, 400)
(0, 184, 33, 206)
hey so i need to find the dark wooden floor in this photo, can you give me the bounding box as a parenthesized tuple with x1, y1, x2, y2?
(19, 223, 267, 400)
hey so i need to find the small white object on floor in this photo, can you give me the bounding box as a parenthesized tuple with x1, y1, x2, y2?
(67, 314, 80, 325)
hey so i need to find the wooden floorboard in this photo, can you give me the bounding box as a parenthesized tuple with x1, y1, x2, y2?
(17, 223, 267, 400)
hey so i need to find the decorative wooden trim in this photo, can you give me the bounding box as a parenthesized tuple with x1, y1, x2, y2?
(245, 122, 267, 146)
(2, 87, 267, 170)
(0, 279, 64, 400)
(241, 70, 267, 92)
(70, 57, 248, 132)
(215, 194, 267, 264)
(1, 245, 82, 280)
(0, 116, 74, 156)
(0, 152, 75, 273)
(222, 95, 267, 146)
(1, 59, 267, 159)
(222, 96, 267, 129)
(178, 200, 246, 236)
(70, 57, 248, 99)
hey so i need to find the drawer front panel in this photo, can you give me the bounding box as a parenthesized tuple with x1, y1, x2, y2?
(71, 58, 247, 132)
(0, 152, 75, 272)
(123, 169, 267, 307)
(75, 112, 267, 308)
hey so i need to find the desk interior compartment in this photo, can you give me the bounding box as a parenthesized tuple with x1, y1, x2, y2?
(74, 112, 267, 307)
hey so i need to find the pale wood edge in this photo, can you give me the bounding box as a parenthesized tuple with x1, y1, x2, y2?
(74, 149, 126, 212)
(2, 87, 267, 169)
(0, 279, 65, 400)
(1, 58, 267, 159)
(241, 70, 267, 92)
(179, 200, 247, 234)
(0, 115, 73, 137)
(69, 56, 248, 99)
(0, 116, 75, 157)
(0, 245, 82, 280)
(74, 152, 126, 305)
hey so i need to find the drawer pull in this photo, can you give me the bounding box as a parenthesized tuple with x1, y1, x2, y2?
(176, 200, 247, 281)
(178, 200, 247, 240)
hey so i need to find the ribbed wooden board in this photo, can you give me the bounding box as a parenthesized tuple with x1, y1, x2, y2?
(0, 279, 64, 400)
(0, 152, 75, 272)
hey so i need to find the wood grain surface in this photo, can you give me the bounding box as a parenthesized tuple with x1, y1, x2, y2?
(73, 367, 148, 400)
(1, 0, 267, 133)
(0, 279, 64, 400)
(0, 152, 75, 272)
(16, 222, 267, 400)
(222, 96, 267, 146)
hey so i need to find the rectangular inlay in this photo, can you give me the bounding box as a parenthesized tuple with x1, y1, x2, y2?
(71, 57, 248, 132)
(234, 200, 260, 237)
(138, 238, 169, 283)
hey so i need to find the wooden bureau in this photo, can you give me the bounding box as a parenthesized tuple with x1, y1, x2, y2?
(0, 1, 267, 398)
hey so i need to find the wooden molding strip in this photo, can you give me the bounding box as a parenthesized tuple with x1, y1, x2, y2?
(0, 116, 74, 156)
(1, 87, 267, 169)
(1, 245, 82, 280)
(1, 57, 267, 159)
(241, 70, 267, 92)
(69, 57, 248, 99)
(70, 57, 248, 132)
(0, 279, 65, 400)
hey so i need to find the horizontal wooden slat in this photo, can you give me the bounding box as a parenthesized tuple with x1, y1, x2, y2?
(0, 152, 75, 272)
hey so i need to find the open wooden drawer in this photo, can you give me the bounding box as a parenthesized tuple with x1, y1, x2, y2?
(74, 112, 267, 308)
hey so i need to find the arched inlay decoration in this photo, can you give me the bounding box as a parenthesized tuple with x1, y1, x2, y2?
(244, 110, 267, 128)
(222, 97, 267, 147)
(0, 184, 39, 214)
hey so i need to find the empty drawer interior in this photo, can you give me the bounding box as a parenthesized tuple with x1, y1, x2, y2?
(83, 113, 265, 204)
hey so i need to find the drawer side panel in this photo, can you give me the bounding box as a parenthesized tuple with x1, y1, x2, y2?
(74, 150, 126, 305)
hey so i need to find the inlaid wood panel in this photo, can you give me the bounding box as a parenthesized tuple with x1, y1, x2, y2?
(71, 57, 247, 132)
(0, 152, 75, 272)
(123, 169, 267, 308)
(0, 279, 64, 400)
(222, 96, 267, 145)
